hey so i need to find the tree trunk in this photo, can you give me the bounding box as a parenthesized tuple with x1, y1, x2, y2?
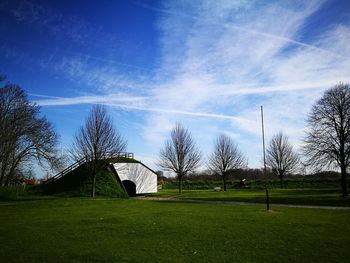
(0, 164, 6, 186)
(5, 175, 10, 186)
(0, 171, 5, 186)
(5, 164, 15, 186)
(279, 172, 284, 189)
(91, 173, 96, 198)
(341, 165, 348, 197)
(178, 175, 182, 194)
(223, 173, 227, 191)
(280, 177, 283, 189)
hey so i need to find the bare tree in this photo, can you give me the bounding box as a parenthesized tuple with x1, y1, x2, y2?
(0, 80, 61, 186)
(208, 134, 247, 191)
(158, 123, 201, 193)
(72, 105, 127, 197)
(304, 83, 350, 196)
(266, 132, 299, 188)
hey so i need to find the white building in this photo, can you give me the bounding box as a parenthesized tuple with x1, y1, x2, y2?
(111, 162, 157, 196)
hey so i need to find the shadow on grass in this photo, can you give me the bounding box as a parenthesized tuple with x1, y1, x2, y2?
(151, 188, 350, 207)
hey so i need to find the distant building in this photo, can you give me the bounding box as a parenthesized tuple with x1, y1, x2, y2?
(24, 179, 40, 185)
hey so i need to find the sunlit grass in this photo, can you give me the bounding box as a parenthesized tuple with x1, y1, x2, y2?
(0, 198, 349, 262)
(151, 188, 350, 206)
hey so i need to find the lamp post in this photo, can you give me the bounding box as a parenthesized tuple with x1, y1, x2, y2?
(264, 185, 270, 211)
(261, 106, 269, 211)
(261, 106, 266, 174)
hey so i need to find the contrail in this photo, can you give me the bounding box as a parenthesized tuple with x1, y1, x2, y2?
(217, 78, 350, 96)
(106, 103, 241, 121)
(228, 25, 347, 59)
(33, 93, 240, 121)
(132, 0, 346, 59)
(33, 94, 146, 106)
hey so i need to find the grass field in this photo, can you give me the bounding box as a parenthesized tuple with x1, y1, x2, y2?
(151, 188, 350, 207)
(1, 198, 349, 262)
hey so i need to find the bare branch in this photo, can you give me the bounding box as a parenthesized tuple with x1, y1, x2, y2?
(208, 134, 247, 191)
(158, 123, 201, 193)
(266, 132, 299, 188)
(304, 83, 350, 196)
(0, 82, 60, 186)
(71, 105, 127, 197)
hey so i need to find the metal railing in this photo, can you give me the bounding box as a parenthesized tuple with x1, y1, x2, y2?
(114, 152, 134, 159)
(43, 156, 88, 184)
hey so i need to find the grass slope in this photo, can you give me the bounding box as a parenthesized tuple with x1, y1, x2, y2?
(151, 188, 350, 206)
(0, 198, 349, 262)
(42, 163, 128, 198)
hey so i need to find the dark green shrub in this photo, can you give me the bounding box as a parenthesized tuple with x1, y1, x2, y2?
(160, 178, 350, 190)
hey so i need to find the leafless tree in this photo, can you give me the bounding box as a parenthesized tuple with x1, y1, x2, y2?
(304, 83, 350, 196)
(266, 132, 299, 188)
(158, 123, 201, 193)
(72, 105, 127, 197)
(208, 134, 247, 191)
(0, 80, 61, 186)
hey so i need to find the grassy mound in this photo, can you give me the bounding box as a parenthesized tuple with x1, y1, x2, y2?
(107, 156, 140, 164)
(42, 162, 128, 198)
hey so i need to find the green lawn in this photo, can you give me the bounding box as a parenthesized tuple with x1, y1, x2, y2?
(0, 198, 349, 262)
(151, 188, 350, 206)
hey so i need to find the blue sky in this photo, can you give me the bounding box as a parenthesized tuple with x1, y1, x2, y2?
(1, 0, 350, 176)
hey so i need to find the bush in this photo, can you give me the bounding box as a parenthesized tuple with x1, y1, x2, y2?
(160, 178, 350, 190)
(0, 186, 28, 201)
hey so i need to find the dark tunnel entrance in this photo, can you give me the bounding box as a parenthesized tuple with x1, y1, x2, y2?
(122, 180, 136, 197)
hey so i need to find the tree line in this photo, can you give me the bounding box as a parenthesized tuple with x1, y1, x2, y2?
(158, 83, 350, 196)
(0, 76, 349, 197)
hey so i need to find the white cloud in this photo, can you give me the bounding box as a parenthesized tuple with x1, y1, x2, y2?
(31, 0, 350, 168)
(52, 56, 150, 95)
(138, 0, 350, 167)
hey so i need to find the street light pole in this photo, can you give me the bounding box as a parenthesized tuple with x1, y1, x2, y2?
(261, 105, 266, 174)
(261, 105, 269, 211)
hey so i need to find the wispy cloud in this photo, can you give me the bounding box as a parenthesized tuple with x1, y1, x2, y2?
(34, 93, 147, 107)
(110, 104, 242, 121)
(137, 0, 350, 167)
(4, 0, 350, 169)
(33, 0, 350, 168)
(52, 56, 151, 94)
(34, 92, 244, 121)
